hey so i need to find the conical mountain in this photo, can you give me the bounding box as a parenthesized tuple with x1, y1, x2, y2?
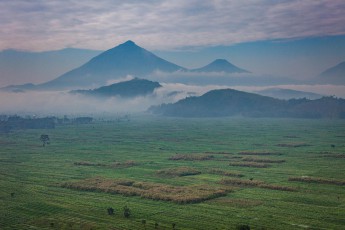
(39, 40, 185, 89)
(317, 61, 345, 84)
(192, 59, 250, 73)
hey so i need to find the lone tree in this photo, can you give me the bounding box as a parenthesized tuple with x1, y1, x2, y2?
(123, 205, 131, 218)
(40, 134, 50, 147)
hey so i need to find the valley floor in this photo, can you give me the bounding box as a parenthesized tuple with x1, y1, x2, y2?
(0, 116, 344, 229)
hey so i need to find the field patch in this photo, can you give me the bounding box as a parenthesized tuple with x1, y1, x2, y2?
(156, 167, 201, 177)
(242, 157, 286, 164)
(220, 178, 297, 192)
(62, 177, 229, 204)
(229, 162, 270, 168)
(169, 154, 214, 161)
(74, 160, 138, 168)
(277, 142, 310, 147)
(207, 169, 244, 177)
(204, 151, 233, 155)
(289, 176, 345, 186)
(238, 151, 281, 156)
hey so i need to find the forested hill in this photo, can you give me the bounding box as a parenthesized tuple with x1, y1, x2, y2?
(149, 89, 345, 118)
(71, 78, 161, 98)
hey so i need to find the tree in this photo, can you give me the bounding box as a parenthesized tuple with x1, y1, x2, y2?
(123, 205, 131, 218)
(40, 134, 50, 147)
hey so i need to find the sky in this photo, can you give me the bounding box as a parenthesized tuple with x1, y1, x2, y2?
(0, 1, 345, 89)
(1, 0, 345, 81)
(1, 0, 345, 51)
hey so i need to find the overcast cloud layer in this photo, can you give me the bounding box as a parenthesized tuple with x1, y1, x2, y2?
(1, 0, 345, 51)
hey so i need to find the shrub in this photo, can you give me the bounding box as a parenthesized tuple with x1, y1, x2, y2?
(123, 205, 131, 218)
(107, 207, 114, 215)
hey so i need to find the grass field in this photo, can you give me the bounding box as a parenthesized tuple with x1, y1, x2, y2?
(1, 116, 345, 229)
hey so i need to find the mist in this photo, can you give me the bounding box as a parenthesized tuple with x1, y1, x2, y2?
(1, 81, 345, 117)
(0, 83, 221, 116)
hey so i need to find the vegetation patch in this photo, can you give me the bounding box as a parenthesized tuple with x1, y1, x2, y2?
(62, 177, 229, 204)
(74, 160, 138, 168)
(156, 167, 201, 177)
(204, 151, 233, 155)
(277, 142, 310, 147)
(110, 160, 138, 168)
(242, 157, 286, 164)
(169, 154, 214, 161)
(229, 162, 270, 168)
(74, 161, 107, 167)
(220, 178, 297, 192)
(207, 169, 244, 177)
(238, 151, 281, 156)
(289, 176, 345, 186)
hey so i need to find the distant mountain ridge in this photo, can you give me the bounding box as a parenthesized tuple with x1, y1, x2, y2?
(71, 78, 161, 98)
(256, 88, 323, 100)
(318, 61, 345, 84)
(192, 59, 250, 73)
(149, 88, 345, 118)
(2, 41, 254, 91)
(38, 40, 185, 89)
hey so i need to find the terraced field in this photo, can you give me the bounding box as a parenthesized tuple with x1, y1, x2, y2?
(0, 116, 344, 229)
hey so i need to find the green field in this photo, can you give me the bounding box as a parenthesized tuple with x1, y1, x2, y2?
(1, 116, 345, 229)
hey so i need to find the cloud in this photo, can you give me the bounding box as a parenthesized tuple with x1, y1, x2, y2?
(1, 0, 344, 51)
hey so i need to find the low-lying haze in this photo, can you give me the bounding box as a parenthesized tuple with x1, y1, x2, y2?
(1, 83, 344, 116)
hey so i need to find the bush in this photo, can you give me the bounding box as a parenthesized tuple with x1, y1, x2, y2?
(107, 207, 114, 215)
(123, 205, 131, 218)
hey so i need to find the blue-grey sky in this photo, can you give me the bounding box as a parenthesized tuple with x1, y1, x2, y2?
(1, 0, 345, 51)
(1, 0, 345, 83)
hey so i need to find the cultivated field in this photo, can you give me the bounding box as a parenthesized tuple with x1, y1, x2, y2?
(0, 116, 344, 229)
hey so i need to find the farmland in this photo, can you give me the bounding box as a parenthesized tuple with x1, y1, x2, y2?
(0, 116, 344, 229)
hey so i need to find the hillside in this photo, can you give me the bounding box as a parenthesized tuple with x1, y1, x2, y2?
(318, 61, 345, 84)
(256, 88, 323, 100)
(71, 78, 161, 98)
(192, 59, 250, 73)
(149, 89, 345, 118)
(38, 40, 185, 89)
